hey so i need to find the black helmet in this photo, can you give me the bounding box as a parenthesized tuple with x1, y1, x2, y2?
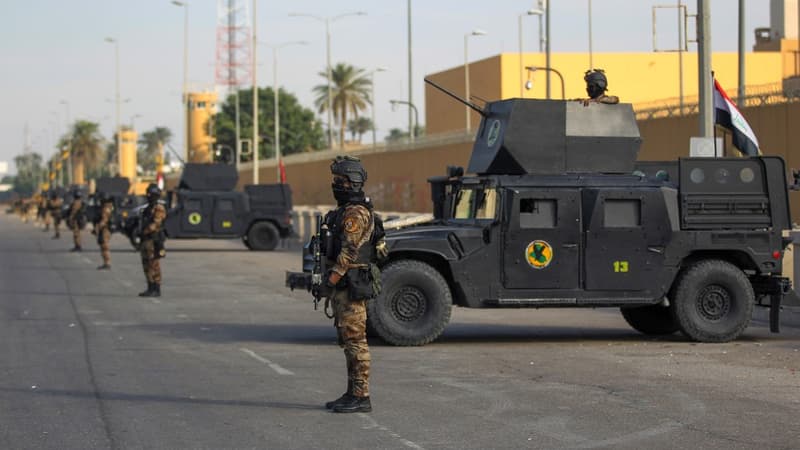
(73, 189, 83, 199)
(584, 69, 608, 99)
(330, 155, 367, 204)
(49, 190, 58, 200)
(98, 191, 113, 203)
(146, 183, 161, 200)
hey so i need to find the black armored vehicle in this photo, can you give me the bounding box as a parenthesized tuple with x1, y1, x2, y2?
(87, 176, 144, 231)
(123, 163, 293, 251)
(290, 83, 795, 346)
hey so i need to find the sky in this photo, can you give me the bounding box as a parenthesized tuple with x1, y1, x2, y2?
(0, 0, 775, 174)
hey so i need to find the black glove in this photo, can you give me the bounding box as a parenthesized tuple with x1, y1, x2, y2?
(315, 278, 335, 298)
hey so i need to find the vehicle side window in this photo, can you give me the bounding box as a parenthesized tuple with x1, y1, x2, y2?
(475, 189, 497, 219)
(454, 189, 475, 219)
(217, 199, 234, 211)
(520, 198, 557, 228)
(604, 199, 641, 227)
(187, 199, 202, 211)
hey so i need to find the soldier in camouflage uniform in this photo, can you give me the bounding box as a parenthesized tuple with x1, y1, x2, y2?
(138, 183, 167, 297)
(322, 156, 383, 414)
(94, 192, 114, 270)
(582, 69, 619, 106)
(42, 191, 52, 232)
(67, 190, 84, 252)
(49, 191, 64, 239)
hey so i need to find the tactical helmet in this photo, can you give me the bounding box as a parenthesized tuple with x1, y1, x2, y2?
(146, 183, 161, 201)
(49, 190, 58, 200)
(330, 155, 367, 204)
(73, 189, 83, 199)
(98, 191, 113, 203)
(584, 69, 608, 99)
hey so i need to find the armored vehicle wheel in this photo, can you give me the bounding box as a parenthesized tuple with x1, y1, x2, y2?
(620, 304, 679, 336)
(670, 260, 754, 343)
(246, 221, 279, 251)
(367, 260, 452, 346)
(129, 234, 141, 251)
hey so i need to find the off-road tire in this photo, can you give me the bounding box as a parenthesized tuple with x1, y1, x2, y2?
(246, 221, 279, 251)
(367, 260, 452, 346)
(129, 234, 141, 251)
(670, 259, 754, 343)
(620, 304, 679, 336)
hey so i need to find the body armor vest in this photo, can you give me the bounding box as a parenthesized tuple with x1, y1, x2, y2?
(324, 201, 382, 267)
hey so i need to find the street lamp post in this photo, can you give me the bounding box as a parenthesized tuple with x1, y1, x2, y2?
(588, 0, 593, 69)
(464, 29, 487, 133)
(289, 11, 366, 150)
(171, 1, 189, 160)
(104, 37, 122, 175)
(266, 41, 308, 183)
(518, 9, 543, 98)
(369, 67, 387, 149)
(390, 100, 418, 143)
(59, 100, 72, 185)
(525, 66, 565, 100)
(252, 0, 258, 184)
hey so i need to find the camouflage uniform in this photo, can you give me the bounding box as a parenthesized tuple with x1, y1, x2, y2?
(329, 203, 376, 398)
(49, 197, 63, 238)
(97, 202, 113, 266)
(140, 203, 167, 285)
(67, 198, 83, 249)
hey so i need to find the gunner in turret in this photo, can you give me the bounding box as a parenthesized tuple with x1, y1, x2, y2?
(582, 69, 619, 106)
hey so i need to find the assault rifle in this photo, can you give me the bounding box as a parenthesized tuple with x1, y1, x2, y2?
(285, 215, 330, 310)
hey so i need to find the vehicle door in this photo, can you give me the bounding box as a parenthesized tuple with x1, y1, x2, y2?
(583, 188, 671, 292)
(211, 193, 245, 234)
(179, 192, 212, 234)
(502, 188, 581, 289)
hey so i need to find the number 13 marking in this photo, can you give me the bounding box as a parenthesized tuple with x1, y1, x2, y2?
(613, 261, 629, 273)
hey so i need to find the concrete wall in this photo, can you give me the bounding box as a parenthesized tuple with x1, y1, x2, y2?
(426, 52, 784, 135)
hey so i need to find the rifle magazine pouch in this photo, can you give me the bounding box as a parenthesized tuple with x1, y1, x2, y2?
(347, 265, 378, 300)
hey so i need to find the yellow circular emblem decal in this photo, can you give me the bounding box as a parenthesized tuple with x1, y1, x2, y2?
(525, 240, 553, 269)
(188, 212, 202, 225)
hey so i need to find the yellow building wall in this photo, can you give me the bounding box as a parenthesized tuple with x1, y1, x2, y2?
(119, 129, 137, 186)
(427, 52, 783, 134)
(187, 91, 218, 164)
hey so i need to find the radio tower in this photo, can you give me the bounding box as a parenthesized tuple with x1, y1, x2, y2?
(215, 0, 252, 165)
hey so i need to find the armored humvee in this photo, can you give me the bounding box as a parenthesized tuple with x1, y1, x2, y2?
(361, 90, 794, 345)
(123, 163, 293, 251)
(88, 176, 144, 232)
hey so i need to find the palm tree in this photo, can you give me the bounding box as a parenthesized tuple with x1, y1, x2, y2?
(138, 127, 172, 174)
(347, 117, 373, 143)
(313, 63, 372, 147)
(67, 120, 105, 184)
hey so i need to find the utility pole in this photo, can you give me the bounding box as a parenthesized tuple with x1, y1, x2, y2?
(737, 0, 746, 107)
(252, 0, 259, 184)
(408, 0, 413, 146)
(697, 0, 713, 138)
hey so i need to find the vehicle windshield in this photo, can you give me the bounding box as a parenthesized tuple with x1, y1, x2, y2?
(452, 187, 497, 220)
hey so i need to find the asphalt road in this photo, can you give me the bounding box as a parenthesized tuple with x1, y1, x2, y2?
(2, 212, 800, 450)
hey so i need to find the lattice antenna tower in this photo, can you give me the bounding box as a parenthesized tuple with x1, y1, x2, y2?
(215, 0, 252, 88)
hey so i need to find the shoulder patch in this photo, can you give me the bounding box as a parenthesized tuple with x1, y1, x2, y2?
(344, 216, 361, 234)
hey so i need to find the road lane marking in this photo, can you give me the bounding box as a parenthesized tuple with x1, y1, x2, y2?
(240, 348, 294, 376)
(82, 257, 93, 265)
(360, 415, 425, 450)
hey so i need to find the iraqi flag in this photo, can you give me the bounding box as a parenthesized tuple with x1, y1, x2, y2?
(713, 78, 760, 156)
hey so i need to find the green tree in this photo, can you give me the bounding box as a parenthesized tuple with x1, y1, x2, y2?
(138, 127, 172, 175)
(214, 87, 325, 162)
(66, 120, 106, 183)
(12, 153, 44, 194)
(313, 63, 372, 146)
(347, 117, 373, 143)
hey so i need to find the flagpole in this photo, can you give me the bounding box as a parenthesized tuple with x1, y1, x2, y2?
(711, 70, 718, 157)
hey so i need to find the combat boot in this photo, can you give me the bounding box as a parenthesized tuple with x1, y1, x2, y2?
(332, 395, 371, 413)
(97, 264, 111, 270)
(138, 283, 155, 297)
(70, 246, 82, 252)
(151, 283, 161, 297)
(325, 381, 354, 409)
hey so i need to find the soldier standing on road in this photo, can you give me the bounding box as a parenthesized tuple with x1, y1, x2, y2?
(94, 192, 114, 270)
(42, 192, 51, 232)
(582, 69, 619, 106)
(138, 183, 167, 297)
(49, 191, 64, 239)
(322, 155, 384, 414)
(67, 190, 85, 252)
